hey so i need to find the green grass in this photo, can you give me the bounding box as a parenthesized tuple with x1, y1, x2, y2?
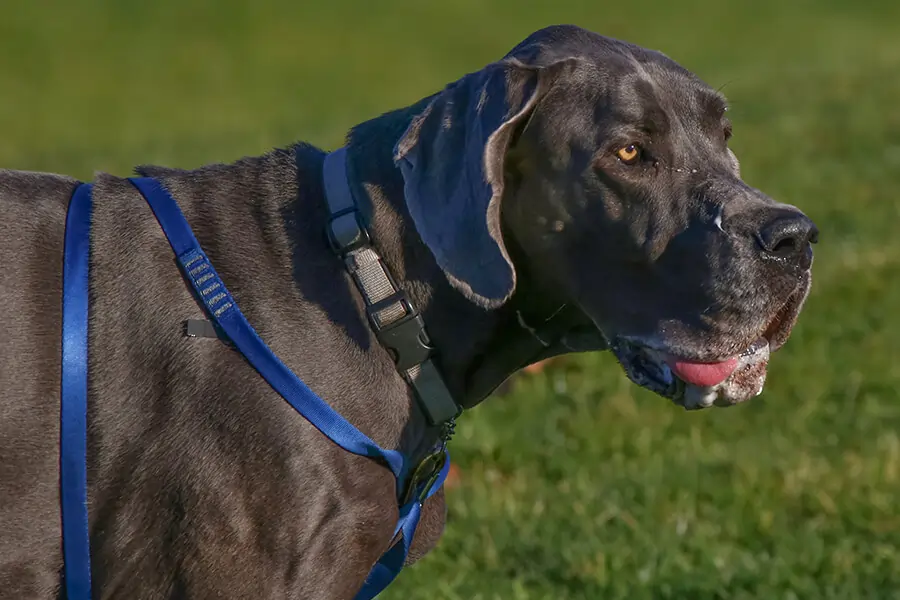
(4, 1, 899, 598)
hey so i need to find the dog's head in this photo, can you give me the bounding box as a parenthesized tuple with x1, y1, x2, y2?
(394, 25, 816, 409)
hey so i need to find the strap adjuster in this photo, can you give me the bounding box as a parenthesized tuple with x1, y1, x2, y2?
(327, 208, 370, 255)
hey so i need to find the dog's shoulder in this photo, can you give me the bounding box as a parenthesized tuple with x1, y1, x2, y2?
(0, 168, 78, 233)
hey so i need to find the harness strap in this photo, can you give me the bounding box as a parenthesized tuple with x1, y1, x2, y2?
(355, 451, 449, 600)
(128, 177, 407, 479)
(61, 183, 94, 600)
(60, 174, 448, 600)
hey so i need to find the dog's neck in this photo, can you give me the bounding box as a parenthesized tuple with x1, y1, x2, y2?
(342, 106, 596, 410)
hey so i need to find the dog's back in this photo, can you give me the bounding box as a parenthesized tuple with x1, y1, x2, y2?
(0, 170, 78, 595)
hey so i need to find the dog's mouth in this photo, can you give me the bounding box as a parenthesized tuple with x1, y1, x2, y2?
(610, 288, 805, 410)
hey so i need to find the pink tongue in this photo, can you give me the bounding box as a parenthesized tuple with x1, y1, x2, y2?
(665, 356, 739, 387)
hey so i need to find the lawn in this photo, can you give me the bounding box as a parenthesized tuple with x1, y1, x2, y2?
(3, 0, 899, 598)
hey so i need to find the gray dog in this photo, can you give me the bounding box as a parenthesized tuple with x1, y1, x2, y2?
(0, 25, 816, 599)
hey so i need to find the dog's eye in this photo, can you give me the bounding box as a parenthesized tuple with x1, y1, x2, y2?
(615, 144, 641, 165)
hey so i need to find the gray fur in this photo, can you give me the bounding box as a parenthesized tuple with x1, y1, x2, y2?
(0, 25, 815, 598)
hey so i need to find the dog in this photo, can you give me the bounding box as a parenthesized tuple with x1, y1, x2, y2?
(0, 24, 816, 598)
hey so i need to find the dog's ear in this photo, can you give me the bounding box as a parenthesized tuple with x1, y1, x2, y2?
(394, 59, 568, 309)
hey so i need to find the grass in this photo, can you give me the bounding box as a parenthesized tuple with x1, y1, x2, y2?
(4, 1, 900, 598)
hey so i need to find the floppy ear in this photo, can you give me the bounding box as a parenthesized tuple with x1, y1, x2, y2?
(393, 59, 565, 309)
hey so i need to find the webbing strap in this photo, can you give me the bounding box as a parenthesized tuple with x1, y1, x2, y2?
(320, 149, 407, 327)
(60, 183, 94, 599)
(127, 177, 407, 480)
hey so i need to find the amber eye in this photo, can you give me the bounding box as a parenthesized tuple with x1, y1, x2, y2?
(615, 144, 641, 165)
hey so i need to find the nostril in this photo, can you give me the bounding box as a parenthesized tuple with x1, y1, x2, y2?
(755, 212, 817, 264)
(770, 236, 798, 258)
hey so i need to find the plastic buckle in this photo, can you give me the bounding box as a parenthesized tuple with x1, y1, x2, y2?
(327, 208, 370, 256)
(367, 293, 433, 372)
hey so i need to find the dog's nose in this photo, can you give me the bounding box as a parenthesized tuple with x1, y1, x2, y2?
(755, 210, 818, 269)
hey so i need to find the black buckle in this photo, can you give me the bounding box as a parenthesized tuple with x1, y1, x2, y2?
(401, 449, 448, 505)
(366, 292, 432, 372)
(327, 208, 370, 255)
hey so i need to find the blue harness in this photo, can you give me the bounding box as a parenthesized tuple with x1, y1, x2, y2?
(60, 151, 457, 599)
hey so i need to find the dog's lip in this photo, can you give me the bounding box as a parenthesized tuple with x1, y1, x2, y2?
(763, 289, 802, 352)
(617, 333, 768, 366)
(620, 286, 802, 366)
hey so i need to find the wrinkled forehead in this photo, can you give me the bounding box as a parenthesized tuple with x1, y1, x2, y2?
(601, 57, 728, 132)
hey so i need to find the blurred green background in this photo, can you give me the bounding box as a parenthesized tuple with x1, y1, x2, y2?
(4, 1, 899, 598)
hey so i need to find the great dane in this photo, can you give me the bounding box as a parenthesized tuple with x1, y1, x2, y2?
(0, 24, 816, 598)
